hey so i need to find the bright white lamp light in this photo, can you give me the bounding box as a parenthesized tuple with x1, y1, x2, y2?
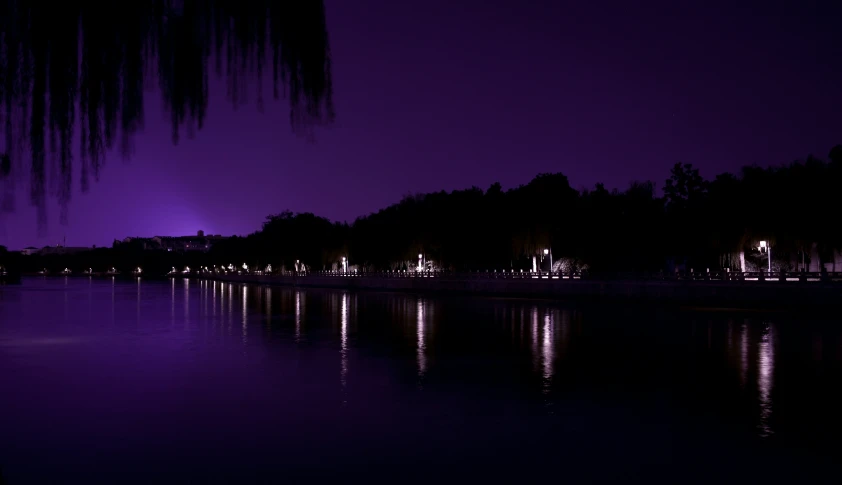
(543, 249, 549, 255)
(759, 241, 767, 248)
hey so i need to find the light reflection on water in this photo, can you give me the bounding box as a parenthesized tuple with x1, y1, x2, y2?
(340, 292, 349, 402)
(542, 311, 554, 397)
(294, 290, 301, 342)
(758, 323, 775, 437)
(242, 285, 248, 346)
(184, 278, 190, 323)
(0, 278, 840, 483)
(417, 298, 426, 380)
(170, 277, 175, 326)
(227, 283, 233, 334)
(531, 306, 539, 372)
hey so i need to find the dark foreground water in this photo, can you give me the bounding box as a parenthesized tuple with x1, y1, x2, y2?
(1, 278, 841, 484)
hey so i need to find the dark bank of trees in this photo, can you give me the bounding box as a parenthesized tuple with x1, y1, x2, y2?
(0, 1, 333, 227)
(8, 146, 842, 276)
(216, 145, 842, 274)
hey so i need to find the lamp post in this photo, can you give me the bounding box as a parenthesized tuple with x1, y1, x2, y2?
(418, 253, 423, 272)
(544, 248, 552, 273)
(341, 256, 347, 273)
(759, 240, 771, 273)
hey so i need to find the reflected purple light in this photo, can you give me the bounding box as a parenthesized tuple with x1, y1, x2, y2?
(758, 323, 775, 437)
(184, 278, 190, 324)
(417, 298, 426, 380)
(531, 307, 539, 371)
(171, 278, 176, 326)
(542, 312, 554, 392)
(294, 291, 301, 343)
(265, 287, 272, 326)
(228, 283, 234, 333)
(242, 286, 248, 346)
(340, 293, 349, 403)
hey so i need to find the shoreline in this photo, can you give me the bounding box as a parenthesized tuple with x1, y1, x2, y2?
(204, 273, 841, 311)
(12, 273, 842, 311)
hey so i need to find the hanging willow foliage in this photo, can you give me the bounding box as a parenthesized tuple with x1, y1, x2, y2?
(0, 0, 333, 227)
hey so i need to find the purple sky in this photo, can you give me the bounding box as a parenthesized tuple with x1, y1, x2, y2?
(2, 0, 841, 249)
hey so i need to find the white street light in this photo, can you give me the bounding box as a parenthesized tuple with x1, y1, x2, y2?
(758, 241, 771, 273)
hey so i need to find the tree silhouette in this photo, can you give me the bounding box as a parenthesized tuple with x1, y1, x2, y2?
(0, 0, 333, 228)
(664, 163, 706, 211)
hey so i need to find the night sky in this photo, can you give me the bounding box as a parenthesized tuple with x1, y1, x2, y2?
(2, 0, 841, 249)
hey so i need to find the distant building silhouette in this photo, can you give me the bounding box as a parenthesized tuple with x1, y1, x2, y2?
(120, 231, 228, 253)
(36, 245, 92, 256)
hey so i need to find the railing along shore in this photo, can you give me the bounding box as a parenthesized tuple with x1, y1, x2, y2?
(206, 269, 842, 283)
(15, 269, 842, 284)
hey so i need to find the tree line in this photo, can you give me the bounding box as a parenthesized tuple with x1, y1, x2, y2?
(222, 145, 842, 274)
(4, 145, 842, 276)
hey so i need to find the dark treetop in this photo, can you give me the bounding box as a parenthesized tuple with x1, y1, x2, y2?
(0, 0, 333, 226)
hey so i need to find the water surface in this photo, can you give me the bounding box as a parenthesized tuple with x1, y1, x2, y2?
(1, 278, 840, 483)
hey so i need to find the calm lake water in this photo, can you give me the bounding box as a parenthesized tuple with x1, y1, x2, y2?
(1, 278, 841, 484)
